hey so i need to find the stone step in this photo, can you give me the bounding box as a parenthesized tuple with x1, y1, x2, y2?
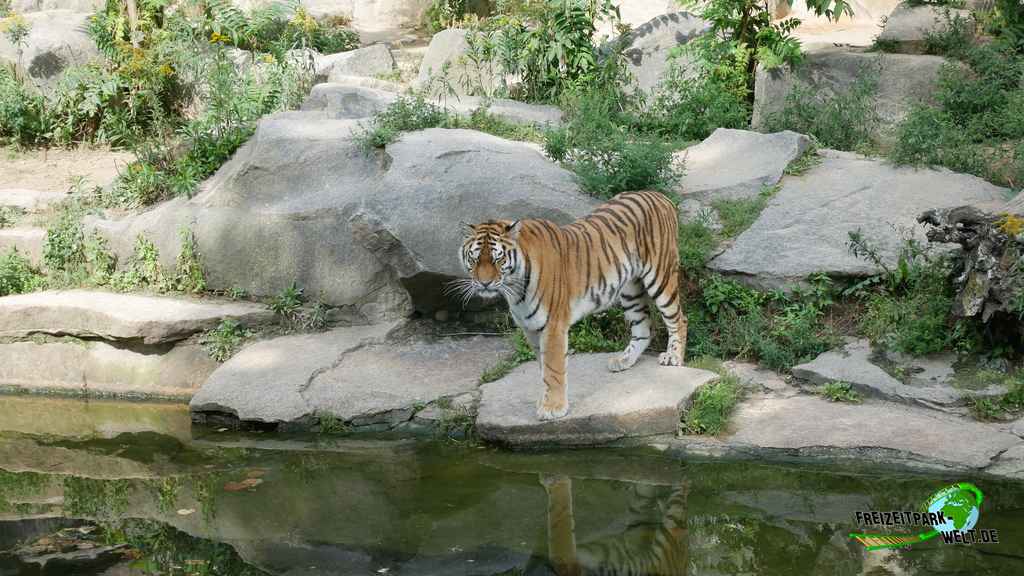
(0, 290, 275, 344)
(476, 354, 719, 447)
(0, 227, 46, 265)
(0, 339, 216, 400)
(189, 320, 511, 430)
(0, 188, 65, 213)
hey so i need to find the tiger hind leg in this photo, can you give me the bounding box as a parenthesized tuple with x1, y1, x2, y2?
(645, 264, 687, 367)
(608, 279, 651, 373)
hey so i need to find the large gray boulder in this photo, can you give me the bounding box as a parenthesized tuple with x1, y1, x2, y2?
(476, 353, 719, 446)
(752, 47, 954, 140)
(414, 28, 502, 97)
(0, 188, 64, 213)
(89, 114, 593, 317)
(0, 10, 99, 94)
(708, 149, 1010, 289)
(189, 321, 511, 429)
(319, 43, 396, 82)
(616, 11, 709, 95)
(0, 228, 44, 265)
(877, 2, 973, 54)
(0, 290, 273, 344)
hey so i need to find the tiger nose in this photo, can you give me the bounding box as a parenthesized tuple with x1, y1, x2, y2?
(481, 280, 495, 289)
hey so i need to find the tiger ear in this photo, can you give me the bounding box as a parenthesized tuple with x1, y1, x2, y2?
(505, 220, 521, 239)
(460, 221, 475, 239)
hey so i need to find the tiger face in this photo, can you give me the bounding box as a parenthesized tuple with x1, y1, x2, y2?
(454, 220, 523, 303)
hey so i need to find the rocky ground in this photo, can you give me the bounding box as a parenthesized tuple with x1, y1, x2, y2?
(2, 0, 1023, 483)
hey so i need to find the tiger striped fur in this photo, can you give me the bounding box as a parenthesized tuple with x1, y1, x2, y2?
(456, 190, 687, 421)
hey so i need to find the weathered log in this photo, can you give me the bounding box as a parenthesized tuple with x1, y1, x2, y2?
(918, 206, 1024, 324)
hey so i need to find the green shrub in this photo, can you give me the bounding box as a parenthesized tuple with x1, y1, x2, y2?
(678, 217, 718, 276)
(763, 68, 879, 152)
(269, 281, 304, 320)
(847, 230, 965, 356)
(0, 248, 44, 296)
(110, 234, 165, 292)
(355, 94, 446, 149)
(544, 90, 678, 198)
(0, 206, 23, 228)
(170, 226, 206, 293)
(820, 381, 862, 403)
(686, 274, 839, 371)
(200, 319, 252, 362)
(637, 64, 750, 141)
(923, 8, 975, 57)
(569, 309, 629, 353)
(0, 66, 50, 146)
(890, 106, 990, 178)
(682, 357, 742, 435)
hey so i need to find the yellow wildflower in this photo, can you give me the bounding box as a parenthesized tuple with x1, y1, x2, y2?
(998, 213, 1024, 236)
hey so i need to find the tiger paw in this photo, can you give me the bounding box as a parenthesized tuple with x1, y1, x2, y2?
(537, 399, 569, 421)
(659, 351, 683, 366)
(607, 354, 637, 373)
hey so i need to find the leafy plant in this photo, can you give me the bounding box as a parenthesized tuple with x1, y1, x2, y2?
(682, 357, 742, 435)
(316, 411, 351, 435)
(110, 234, 165, 292)
(170, 226, 206, 293)
(200, 319, 252, 362)
(820, 380, 862, 403)
(269, 281, 304, 319)
(0, 248, 44, 296)
(924, 8, 975, 57)
(847, 230, 965, 356)
(681, 0, 854, 95)
(544, 90, 679, 198)
(0, 205, 23, 228)
(0, 66, 49, 146)
(763, 65, 880, 152)
(711, 184, 779, 239)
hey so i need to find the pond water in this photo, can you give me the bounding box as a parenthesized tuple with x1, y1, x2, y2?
(0, 396, 1022, 576)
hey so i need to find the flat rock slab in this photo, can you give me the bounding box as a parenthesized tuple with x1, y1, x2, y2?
(792, 339, 1006, 409)
(709, 150, 1009, 288)
(0, 290, 274, 344)
(676, 129, 811, 201)
(0, 340, 215, 399)
(0, 189, 65, 213)
(477, 354, 719, 447)
(725, 395, 1019, 470)
(190, 321, 511, 429)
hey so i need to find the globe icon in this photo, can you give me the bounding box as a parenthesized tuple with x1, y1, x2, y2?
(927, 485, 981, 534)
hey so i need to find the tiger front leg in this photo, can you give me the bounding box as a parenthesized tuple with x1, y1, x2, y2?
(537, 326, 569, 421)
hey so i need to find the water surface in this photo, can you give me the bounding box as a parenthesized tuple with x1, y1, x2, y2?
(0, 396, 1022, 575)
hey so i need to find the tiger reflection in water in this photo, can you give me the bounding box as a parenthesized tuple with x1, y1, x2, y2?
(542, 474, 689, 576)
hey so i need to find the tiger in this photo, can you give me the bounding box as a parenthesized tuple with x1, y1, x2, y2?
(454, 190, 688, 421)
(541, 473, 690, 576)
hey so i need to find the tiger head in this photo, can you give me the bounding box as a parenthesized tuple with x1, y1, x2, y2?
(453, 219, 524, 303)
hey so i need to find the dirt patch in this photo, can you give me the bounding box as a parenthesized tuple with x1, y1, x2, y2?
(0, 146, 134, 193)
